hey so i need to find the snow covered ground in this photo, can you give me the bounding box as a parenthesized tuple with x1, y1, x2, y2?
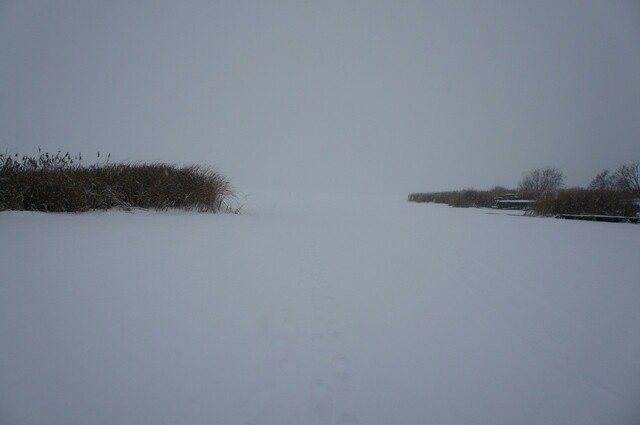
(1, 192, 639, 425)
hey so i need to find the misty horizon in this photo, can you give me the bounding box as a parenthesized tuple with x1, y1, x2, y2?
(1, 1, 639, 193)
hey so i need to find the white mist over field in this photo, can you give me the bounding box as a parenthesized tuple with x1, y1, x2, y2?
(1, 1, 640, 192)
(2, 193, 640, 425)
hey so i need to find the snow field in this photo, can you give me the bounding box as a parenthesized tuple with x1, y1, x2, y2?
(1, 192, 639, 425)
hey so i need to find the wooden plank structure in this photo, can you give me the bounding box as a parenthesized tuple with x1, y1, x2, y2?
(492, 194, 639, 223)
(493, 199, 534, 209)
(555, 214, 640, 224)
(492, 193, 533, 210)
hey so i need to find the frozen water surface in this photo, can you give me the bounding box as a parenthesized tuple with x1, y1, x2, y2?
(1, 192, 639, 425)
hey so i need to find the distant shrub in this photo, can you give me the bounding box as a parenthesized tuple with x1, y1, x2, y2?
(0, 151, 238, 213)
(408, 187, 514, 208)
(530, 189, 638, 217)
(410, 162, 640, 221)
(409, 186, 639, 219)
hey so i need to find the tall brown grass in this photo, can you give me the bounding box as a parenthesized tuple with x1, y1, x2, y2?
(0, 151, 238, 213)
(408, 187, 515, 208)
(529, 189, 638, 217)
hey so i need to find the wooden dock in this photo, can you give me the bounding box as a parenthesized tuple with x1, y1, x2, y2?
(555, 214, 640, 224)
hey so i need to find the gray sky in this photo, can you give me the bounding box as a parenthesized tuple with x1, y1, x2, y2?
(1, 1, 639, 193)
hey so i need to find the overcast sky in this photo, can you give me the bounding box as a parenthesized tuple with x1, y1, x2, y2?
(1, 1, 639, 193)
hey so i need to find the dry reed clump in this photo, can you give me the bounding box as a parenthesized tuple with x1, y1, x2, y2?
(0, 151, 238, 213)
(408, 187, 513, 208)
(530, 189, 638, 217)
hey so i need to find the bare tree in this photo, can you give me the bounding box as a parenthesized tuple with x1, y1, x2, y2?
(588, 169, 615, 190)
(613, 161, 640, 194)
(518, 167, 564, 194)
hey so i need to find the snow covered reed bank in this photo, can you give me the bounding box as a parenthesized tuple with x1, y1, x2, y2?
(0, 151, 237, 213)
(409, 188, 514, 208)
(410, 188, 639, 219)
(1, 192, 639, 425)
(530, 189, 639, 217)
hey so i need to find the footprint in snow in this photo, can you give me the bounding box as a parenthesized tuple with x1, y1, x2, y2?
(335, 413, 359, 425)
(312, 334, 328, 350)
(279, 357, 298, 372)
(315, 308, 328, 320)
(331, 356, 349, 383)
(327, 320, 340, 336)
(308, 380, 333, 425)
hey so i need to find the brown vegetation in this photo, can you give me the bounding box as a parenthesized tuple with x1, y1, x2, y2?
(408, 187, 514, 208)
(409, 163, 640, 221)
(0, 151, 237, 213)
(529, 189, 638, 217)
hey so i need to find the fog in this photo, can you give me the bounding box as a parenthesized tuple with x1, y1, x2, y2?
(1, 1, 639, 193)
